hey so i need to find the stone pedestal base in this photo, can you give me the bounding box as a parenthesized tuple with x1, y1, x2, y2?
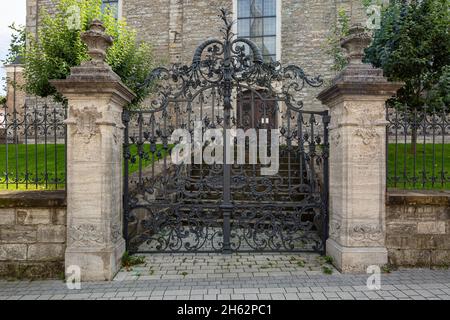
(65, 239, 125, 281)
(327, 239, 388, 273)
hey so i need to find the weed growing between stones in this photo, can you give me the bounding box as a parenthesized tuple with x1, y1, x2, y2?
(121, 251, 146, 271)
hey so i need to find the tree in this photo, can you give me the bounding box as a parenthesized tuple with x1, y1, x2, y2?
(364, 0, 450, 152)
(24, 0, 156, 107)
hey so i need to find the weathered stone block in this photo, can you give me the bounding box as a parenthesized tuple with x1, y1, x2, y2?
(437, 206, 450, 220)
(385, 235, 417, 249)
(0, 244, 27, 261)
(385, 205, 407, 220)
(27, 244, 65, 261)
(388, 249, 432, 267)
(0, 261, 64, 280)
(416, 235, 438, 249)
(52, 208, 67, 225)
(16, 209, 51, 225)
(0, 209, 15, 225)
(386, 222, 417, 235)
(417, 221, 446, 235)
(0, 226, 37, 243)
(327, 239, 388, 273)
(414, 206, 438, 221)
(433, 235, 450, 250)
(37, 225, 66, 243)
(431, 250, 450, 266)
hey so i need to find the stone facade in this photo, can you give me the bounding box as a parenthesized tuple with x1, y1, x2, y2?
(26, 0, 367, 111)
(0, 191, 66, 279)
(386, 192, 450, 267)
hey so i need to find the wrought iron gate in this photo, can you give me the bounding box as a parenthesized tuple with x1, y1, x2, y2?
(123, 10, 330, 254)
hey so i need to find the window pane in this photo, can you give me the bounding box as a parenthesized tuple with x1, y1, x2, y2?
(102, 0, 119, 18)
(238, 0, 250, 17)
(264, 17, 276, 35)
(250, 18, 263, 37)
(250, 0, 263, 18)
(237, 0, 278, 62)
(264, 55, 276, 63)
(250, 37, 263, 51)
(263, 36, 276, 56)
(264, 0, 276, 16)
(238, 19, 250, 37)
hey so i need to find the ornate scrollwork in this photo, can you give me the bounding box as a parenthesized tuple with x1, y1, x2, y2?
(69, 106, 102, 144)
(139, 9, 322, 112)
(69, 224, 104, 247)
(123, 9, 328, 254)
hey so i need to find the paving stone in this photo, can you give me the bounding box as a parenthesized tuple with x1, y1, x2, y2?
(284, 293, 299, 300)
(337, 292, 355, 300)
(311, 292, 327, 300)
(297, 293, 313, 299)
(270, 293, 286, 300)
(257, 293, 271, 300)
(0, 253, 449, 301)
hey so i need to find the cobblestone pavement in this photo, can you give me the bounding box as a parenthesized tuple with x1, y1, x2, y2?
(0, 253, 449, 300)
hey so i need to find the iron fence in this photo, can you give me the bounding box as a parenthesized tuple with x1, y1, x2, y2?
(386, 105, 450, 190)
(0, 101, 67, 190)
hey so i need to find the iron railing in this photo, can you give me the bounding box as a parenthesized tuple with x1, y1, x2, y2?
(0, 102, 67, 190)
(386, 105, 450, 190)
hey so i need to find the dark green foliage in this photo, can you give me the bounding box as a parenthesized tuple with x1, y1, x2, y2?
(364, 0, 450, 111)
(121, 251, 146, 271)
(24, 0, 156, 107)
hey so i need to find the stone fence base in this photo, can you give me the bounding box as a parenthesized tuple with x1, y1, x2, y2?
(0, 191, 66, 279)
(0, 189, 448, 279)
(386, 191, 450, 267)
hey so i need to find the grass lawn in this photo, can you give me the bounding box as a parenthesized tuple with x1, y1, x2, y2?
(1, 143, 448, 191)
(387, 143, 450, 190)
(0, 144, 66, 190)
(0, 144, 172, 191)
(127, 144, 173, 175)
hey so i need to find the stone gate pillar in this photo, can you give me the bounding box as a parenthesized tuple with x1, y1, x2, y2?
(51, 20, 136, 281)
(317, 25, 402, 273)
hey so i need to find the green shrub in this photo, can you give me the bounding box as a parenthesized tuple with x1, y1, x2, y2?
(24, 0, 156, 107)
(121, 251, 146, 271)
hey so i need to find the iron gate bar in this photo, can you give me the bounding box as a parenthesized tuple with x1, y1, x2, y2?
(123, 9, 329, 254)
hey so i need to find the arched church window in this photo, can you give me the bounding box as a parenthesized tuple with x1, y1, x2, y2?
(237, 0, 277, 62)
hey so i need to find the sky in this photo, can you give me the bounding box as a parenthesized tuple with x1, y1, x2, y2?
(0, 0, 26, 96)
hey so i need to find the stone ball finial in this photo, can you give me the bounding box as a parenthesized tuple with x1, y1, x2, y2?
(340, 24, 372, 65)
(81, 19, 113, 64)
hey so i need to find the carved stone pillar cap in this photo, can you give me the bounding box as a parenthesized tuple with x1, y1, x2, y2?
(81, 19, 113, 64)
(340, 24, 372, 65)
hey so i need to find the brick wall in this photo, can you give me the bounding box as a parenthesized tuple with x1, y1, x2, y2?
(0, 191, 66, 279)
(386, 191, 450, 268)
